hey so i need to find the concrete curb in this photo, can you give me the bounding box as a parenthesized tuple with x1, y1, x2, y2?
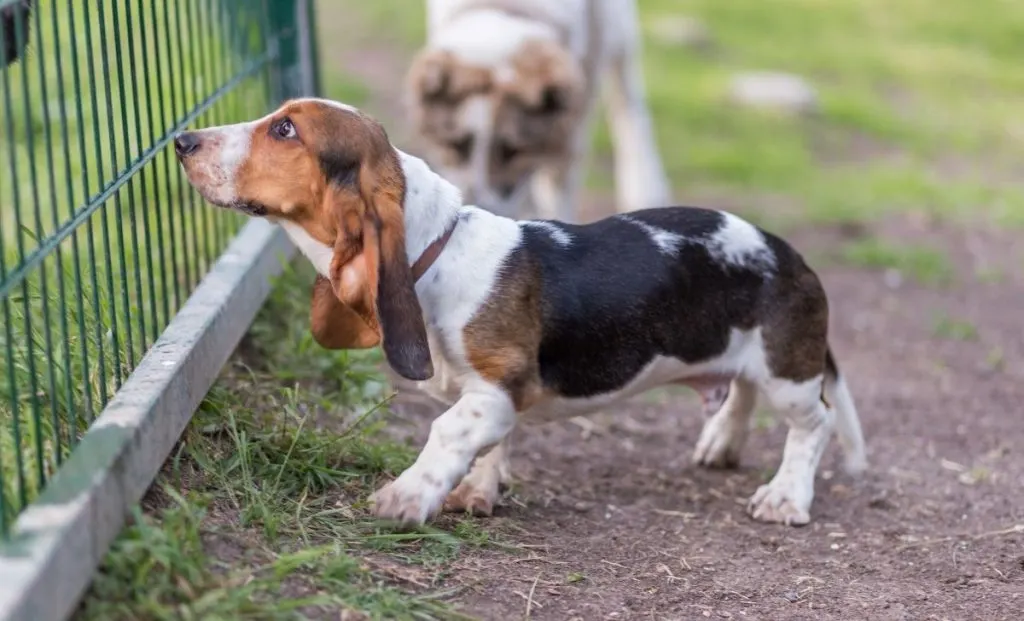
(0, 219, 295, 621)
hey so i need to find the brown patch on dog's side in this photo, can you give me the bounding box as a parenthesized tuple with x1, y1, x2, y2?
(462, 251, 545, 411)
(761, 262, 831, 382)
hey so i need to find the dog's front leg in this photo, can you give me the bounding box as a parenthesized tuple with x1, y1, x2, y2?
(603, 48, 672, 212)
(371, 384, 516, 525)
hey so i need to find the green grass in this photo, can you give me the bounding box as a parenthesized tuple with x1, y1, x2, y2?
(931, 314, 979, 341)
(314, 0, 1024, 228)
(631, 0, 1024, 228)
(840, 238, 953, 285)
(77, 261, 494, 620)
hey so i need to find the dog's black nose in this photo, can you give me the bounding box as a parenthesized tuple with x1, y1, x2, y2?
(174, 132, 200, 157)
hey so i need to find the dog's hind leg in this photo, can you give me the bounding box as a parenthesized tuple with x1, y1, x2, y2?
(602, 21, 672, 212)
(443, 437, 512, 517)
(693, 378, 757, 469)
(747, 374, 833, 526)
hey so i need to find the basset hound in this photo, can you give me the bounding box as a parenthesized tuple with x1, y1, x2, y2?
(174, 97, 867, 527)
(406, 0, 671, 221)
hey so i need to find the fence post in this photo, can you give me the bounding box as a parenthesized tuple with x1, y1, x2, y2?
(268, 0, 320, 101)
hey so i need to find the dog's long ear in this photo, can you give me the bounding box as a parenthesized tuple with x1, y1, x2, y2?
(324, 143, 433, 381)
(408, 49, 453, 102)
(511, 40, 585, 116)
(364, 153, 433, 381)
(407, 49, 491, 106)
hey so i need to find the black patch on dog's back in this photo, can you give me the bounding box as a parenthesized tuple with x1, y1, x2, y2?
(519, 207, 772, 398)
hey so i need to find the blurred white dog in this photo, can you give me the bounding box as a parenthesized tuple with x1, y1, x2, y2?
(405, 0, 672, 221)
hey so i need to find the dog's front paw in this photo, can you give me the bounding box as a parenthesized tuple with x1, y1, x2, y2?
(371, 473, 445, 525)
(746, 477, 812, 526)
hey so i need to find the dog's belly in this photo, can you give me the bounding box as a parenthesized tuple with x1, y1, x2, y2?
(521, 354, 739, 424)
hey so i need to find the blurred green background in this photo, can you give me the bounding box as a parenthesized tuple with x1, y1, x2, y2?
(319, 0, 1024, 229)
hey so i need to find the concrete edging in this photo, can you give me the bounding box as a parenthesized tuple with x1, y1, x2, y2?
(0, 219, 295, 621)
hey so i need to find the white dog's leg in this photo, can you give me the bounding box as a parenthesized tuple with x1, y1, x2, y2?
(443, 437, 512, 516)
(603, 36, 671, 212)
(531, 99, 599, 224)
(372, 384, 516, 525)
(747, 375, 833, 526)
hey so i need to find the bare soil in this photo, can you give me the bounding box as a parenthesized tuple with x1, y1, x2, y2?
(315, 37, 1024, 620)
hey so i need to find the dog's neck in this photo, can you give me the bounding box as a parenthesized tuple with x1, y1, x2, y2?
(396, 149, 465, 264)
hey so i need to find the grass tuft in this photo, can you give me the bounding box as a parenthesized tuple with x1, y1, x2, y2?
(840, 238, 953, 286)
(77, 261, 497, 620)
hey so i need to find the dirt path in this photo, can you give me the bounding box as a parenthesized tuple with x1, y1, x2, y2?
(333, 39, 1024, 621)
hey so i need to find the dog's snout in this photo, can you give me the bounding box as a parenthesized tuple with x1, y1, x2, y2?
(174, 132, 201, 158)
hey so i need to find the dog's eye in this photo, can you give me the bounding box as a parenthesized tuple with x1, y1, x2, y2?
(495, 140, 520, 165)
(271, 117, 297, 140)
(447, 135, 473, 161)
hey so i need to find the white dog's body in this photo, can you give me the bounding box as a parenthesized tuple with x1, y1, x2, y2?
(409, 0, 671, 221)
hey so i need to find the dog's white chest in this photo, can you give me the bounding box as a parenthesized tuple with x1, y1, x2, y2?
(415, 334, 468, 404)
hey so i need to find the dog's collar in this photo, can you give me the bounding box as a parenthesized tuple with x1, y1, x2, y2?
(411, 216, 459, 283)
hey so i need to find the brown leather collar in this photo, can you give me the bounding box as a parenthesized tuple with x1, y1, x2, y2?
(411, 216, 459, 283)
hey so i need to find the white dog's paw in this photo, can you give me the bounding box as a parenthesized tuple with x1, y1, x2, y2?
(746, 476, 813, 526)
(371, 471, 446, 525)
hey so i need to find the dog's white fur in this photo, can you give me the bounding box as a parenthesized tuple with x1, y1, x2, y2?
(414, 0, 671, 221)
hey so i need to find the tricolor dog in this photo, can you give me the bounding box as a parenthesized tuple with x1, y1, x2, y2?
(406, 0, 671, 221)
(174, 98, 867, 527)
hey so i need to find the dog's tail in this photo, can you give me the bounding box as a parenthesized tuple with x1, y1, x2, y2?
(824, 347, 867, 475)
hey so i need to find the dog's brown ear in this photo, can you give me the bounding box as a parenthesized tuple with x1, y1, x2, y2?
(365, 158, 434, 381)
(407, 49, 491, 105)
(510, 40, 585, 116)
(324, 147, 433, 381)
(409, 49, 453, 101)
(309, 275, 379, 350)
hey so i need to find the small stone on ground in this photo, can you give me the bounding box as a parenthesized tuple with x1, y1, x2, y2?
(729, 71, 819, 114)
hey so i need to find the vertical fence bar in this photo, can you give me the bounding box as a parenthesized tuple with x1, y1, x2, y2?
(13, 0, 51, 489)
(137, 0, 172, 335)
(151, 0, 182, 314)
(63, 0, 99, 430)
(49, 0, 92, 451)
(2, 7, 34, 506)
(109, 0, 148, 368)
(77, 0, 113, 410)
(31, 0, 74, 469)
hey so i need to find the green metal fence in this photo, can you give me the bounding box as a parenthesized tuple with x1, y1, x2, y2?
(0, 0, 317, 538)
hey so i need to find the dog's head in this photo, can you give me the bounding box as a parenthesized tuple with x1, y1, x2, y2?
(174, 98, 433, 381)
(406, 39, 584, 217)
